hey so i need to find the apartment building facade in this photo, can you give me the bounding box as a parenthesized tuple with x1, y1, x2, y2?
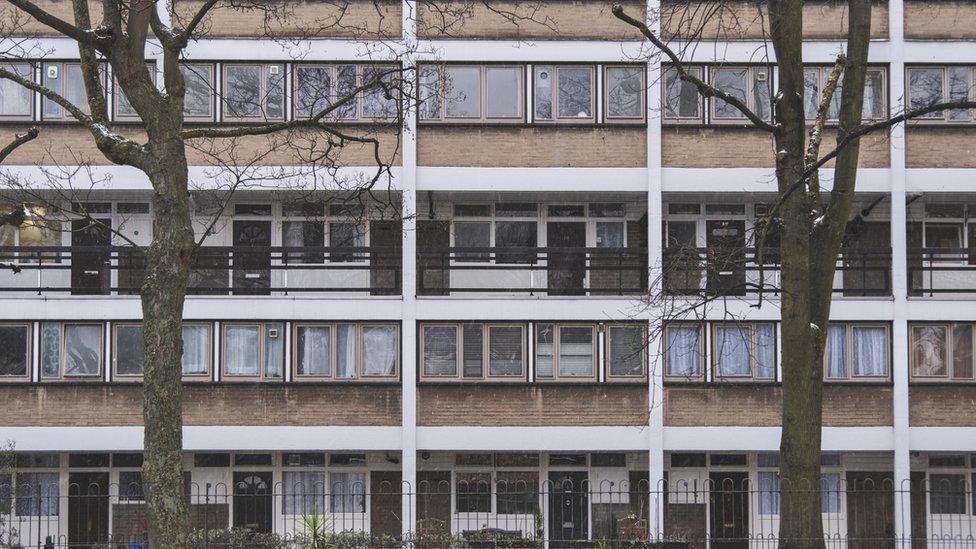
(0, 0, 974, 547)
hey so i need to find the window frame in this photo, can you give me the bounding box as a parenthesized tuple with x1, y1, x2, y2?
(220, 322, 284, 381)
(0, 61, 35, 122)
(292, 63, 399, 122)
(0, 322, 31, 382)
(533, 64, 597, 124)
(111, 321, 213, 382)
(605, 323, 648, 381)
(710, 322, 777, 382)
(910, 323, 976, 382)
(291, 322, 399, 382)
(906, 65, 976, 124)
(803, 65, 888, 123)
(39, 321, 105, 380)
(113, 61, 157, 122)
(708, 65, 773, 124)
(221, 63, 286, 123)
(603, 64, 647, 123)
(419, 63, 525, 123)
(40, 61, 108, 122)
(181, 62, 217, 123)
(823, 322, 891, 382)
(663, 323, 705, 382)
(661, 64, 705, 124)
(419, 322, 526, 382)
(535, 323, 598, 382)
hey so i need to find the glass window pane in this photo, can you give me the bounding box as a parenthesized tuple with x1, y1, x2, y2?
(864, 69, 886, 120)
(852, 326, 888, 377)
(330, 472, 366, 513)
(264, 323, 283, 378)
(485, 67, 521, 118)
(295, 66, 332, 118)
(362, 326, 396, 376)
(912, 325, 947, 377)
(534, 65, 553, 120)
(423, 326, 457, 376)
(712, 68, 749, 119)
(952, 324, 973, 379)
(335, 65, 358, 119)
(16, 472, 59, 516)
(495, 221, 537, 264)
(182, 325, 210, 375)
(454, 221, 490, 262)
(65, 64, 90, 115)
(283, 221, 324, 264)
(182, 64, 214, 118)
(755, 324, 776, 379)
(826, 325, 848, 379)
(225, 325, 259, 375)
(444, 66, 481, 118)
(40, 323, 61, 378)
(361, 66, 395, 118)
(419, 65, 441, 119)
(536, 323, 554, 378)
(224, 65, 262, 118)
(909, 68, 945, 118)
(558, 326, 594, 377)
(715, 326, 750, 376)
(0, 62, 32, 117)
(557, 68, 592, 119)
(0, 325, 28, 376)
(462, 323, 483, 378)
(664, 66, 700, 119)
(296, 326, 331, 376)
(64, 325, 101, 376)
(456, 472, 491, 513)
(606, 66, 643, 118)
(666, 326, 700, 377)
(116, 324, 145, 376)
(752, 68, 771, 120)
(930, 474, 966, 514)
(608, 326, 644, 376)
(758, 472, 780, 515)
(489, 326, 523, 376)
(596, 222, 624, 248)
(282, 471, 325, 515)
(948, 67, 972, 122)
(336, 324, 357, 378)
(803, 68, 821, 119)
(821, 473, 841, 513)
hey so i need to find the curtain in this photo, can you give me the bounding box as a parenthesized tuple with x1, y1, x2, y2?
(826, 325, 848, 379)
(489, 326, 524, 376)
(666, 326, 700, 377)
(821, 473, 841, 514)
(225, 326, 259, 375)
(297, 326, 331, 376)
(757, 472, 780, 516)
(0, 63, 31, 116)
(596, 222, 624, 248)
(40, 323, 61, 378)
(362, 326, 396, 376)
(64, 325, 101, 376)
(330, 472, 366, 513)
(852, 326, 888, 376)
(912, 326, 947, 376)
(115, 325, 145, 376)
(282, 471, 325, 515)
(16, 472, 59, 516)
(336, 324, 357, 378)
(609, 326, 644, 376)
(462, 323, 484, 377)
(264, 323, 283, 378)
(558, 327, 594, 377)
(715, 326, 749, 376)
(535, 324, 554, 378)
(423, 326, 457, 376)
(754, 324, 776, 379)
(182, 325, 211, 375)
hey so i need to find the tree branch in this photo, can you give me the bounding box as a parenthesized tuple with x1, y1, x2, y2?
(174, 0, 220, 46)
(2, 0, 102, 44)
(0, 127, 38, 164)
(612, 3, 776, 132)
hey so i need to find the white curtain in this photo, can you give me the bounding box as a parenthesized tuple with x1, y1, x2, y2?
(64, 325, 101, 376)
(16, 472, 59, 516)
(754, 324, 776, 379)
(488, 326, 523, 376)
(758, 472, 780, 516)
(821, 473, 841, 513)
(0, 64, 31, 116)
(330, 472, 366, 513)
(336, 324, 357, 378)
(558, 327, 594, 377)
(225, 326, 259, 375)
(666, 326, 700, 377)
(297, 326, 331, 376)
(852, 326, 887, 376)
(182, 325, 211, 375)
(282, 471, 325, 515)
(715, 326, 749, 376)
(264, 323, 283, 378)
(826, 325, 848, 379)
(362, 326, 396, 376)
(423, 326, 457, 376)
(535, 324, 554, 378)
(609, 326, 644, 376)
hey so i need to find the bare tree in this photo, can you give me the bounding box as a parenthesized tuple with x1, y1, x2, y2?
(614, 1, 976, 546)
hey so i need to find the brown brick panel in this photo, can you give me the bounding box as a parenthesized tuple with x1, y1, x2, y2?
(664, 385, 893, 427)
(0, 2, 104, 36)
(171, 0, 401, 38)
(417, 1, 645, 40)
(661, 1, 888, 40)
(113, 503, 228, 543)
(662, 126, 889, 168)
(417, 384, 648, 426)
(909, 385, 976, 427)
(0, 384, 401, 426)
(905, 1, 976, 40)
(417, 126, 647, 168)
(0, 125, 401, 167)
(906, 127, 976, 168)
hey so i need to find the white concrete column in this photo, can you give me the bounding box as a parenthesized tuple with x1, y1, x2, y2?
(400, 0, 419, 541)
(645, 0, 666, 540)
(887, 0, 912, 545)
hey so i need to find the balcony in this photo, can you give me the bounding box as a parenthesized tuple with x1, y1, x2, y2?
(0, 245, 402, 296)
(909, 248, 976, 296)
(416, 246, 648, 296)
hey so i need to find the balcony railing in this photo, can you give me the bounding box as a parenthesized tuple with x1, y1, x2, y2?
(664, 246, 892, 297)
(416, 246, 648, 296)
(0, 245, 401, 296)
(909, 247, 976, 295)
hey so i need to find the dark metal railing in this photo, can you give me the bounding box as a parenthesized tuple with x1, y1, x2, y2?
(663, 246, 892, 297)
(416, 246, 648, 296)
(0, 245, 402, 296)
(909, 247, 976, 295)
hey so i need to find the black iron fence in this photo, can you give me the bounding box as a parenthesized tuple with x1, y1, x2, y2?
(909, 247, 976, 296)
(0, 245, 401, 296)
(0, 478, 972, 547)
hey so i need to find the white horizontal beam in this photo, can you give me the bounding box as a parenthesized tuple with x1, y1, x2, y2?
(664, 426, 894, 452)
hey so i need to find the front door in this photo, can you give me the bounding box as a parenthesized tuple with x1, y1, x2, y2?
(232, 220, 271, 295)
(547, 222, 586, 295)
(708, 472, 748, 549)
(71, 219, 111, 295)
(705, 220, 746, 295)
(369, 220, 401, 296)
(548, 471, 588, 547)
(68, 472, 109, 548)
(846, 472, 895, 549)
(233, 471, 273, 533)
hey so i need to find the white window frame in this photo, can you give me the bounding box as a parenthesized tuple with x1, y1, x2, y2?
(111, 321, 213, 382)
(710, 322, 777, 382)
(113, 61, 157, 122)
(663, 323, 705, 382)
(40, 61, 108, 121)
(803, 65, 888, 122)
(907, 65, 976, 123)
(420, 64, 525, 123)
(221, 63, 286, 122)
(909, 322, 976, 382)
(39, 322, 104, 380)
(0, 61, 35, 121)
(291, 322, 398, 381)
(708, 65, 773, 124)
(661, 65, 704, 124)
(533, 64, 597, 124)
(823, 322, 891, 381)
(535, 323, 598, 382)
(181, 62, 217, 122)
(603, 64, 647, 123)
(605, 323, 648, 380)
(0, 322, 31, 382)
(419, 322, 525, 382)
(220, 321, 284, 381)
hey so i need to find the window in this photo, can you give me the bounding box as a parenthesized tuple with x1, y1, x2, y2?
(182, 63, 216, 121)
(758, 471, 780, 516)
(803, 66, 886, 121)
(911, 324, 975, 381)
(222, 322, 283, 380)
(0, 62, 33, 120)
(456, 472, 491, 513)
(0, 324, 29, 380)
(114, 62, 156, 121)
(294, 64, 397, 121)
(15, 472, 59, 516)
(607, 325, 647, 378)
(42, 62, 107, 120)
(222, 64, 285, 121)
(604, 66, 645, 121)
(40, 322, 103, 380)
(663, 66, 703, 122)
(930, 474, 967, 514)
(496, 471, 538, 515)
(330, 472, 366, 513)
(536, 324, 596, 381)
(494, 203, 538, 264)
(825, 323, 889, 380)
(712, 323, 776, 380)
(534, 65, 595, 122)
(118, 471, 144, 503)
(908, 66, 975, 122)
(282, 204, 325, 264)
(420, 323, 524, 381)
(292, 323, 398, 380)
(710, 66, 771, 121)
(664, 324, 703, 379)
(821, 473, 842, 514)
(282, 471, 325, 515)
(0, 204, 61, 262)
(420, 65, 523, 122)
(112, 323, 212, 380)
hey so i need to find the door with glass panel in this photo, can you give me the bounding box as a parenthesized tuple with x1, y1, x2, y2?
(589, 219, 629, 295)
(71, 218, 112, 295)
(705, 220, 746, 295)
(546, 222, 586, 295)
(68, 472, 109, 548)
(369, 220, 401, 296)
(232, 220, 271, 295)
(233, 471, 273, 533)
(708, 472, 749, 549)
(548, 471, 588, 547)
(665, 221, 702, 294)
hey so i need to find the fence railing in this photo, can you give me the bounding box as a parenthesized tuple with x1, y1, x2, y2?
(663, 246, 892, 297)
(416, 246, 648, 296)
(909, 247, 976, 295)
(0, 245, 402, 296)
(1, 478, 972, 547)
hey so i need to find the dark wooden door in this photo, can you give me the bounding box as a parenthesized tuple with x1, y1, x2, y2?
(843, 221, 891, 296)
(232, 220, 271, 295)
(846, 472, 894, 549)
(369, 220, 401, 296)
(68, 472, 109, 548)
(417, 220, 450, 295)
(548, 471, 588, 547)
(665, 220, 701, 294)
(547, 222, 586, 296)
(233, 471, 273, 533)
(71, 219, 111, 295)
(705, 220, 746, 295)
(708, 472, 748, 549)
